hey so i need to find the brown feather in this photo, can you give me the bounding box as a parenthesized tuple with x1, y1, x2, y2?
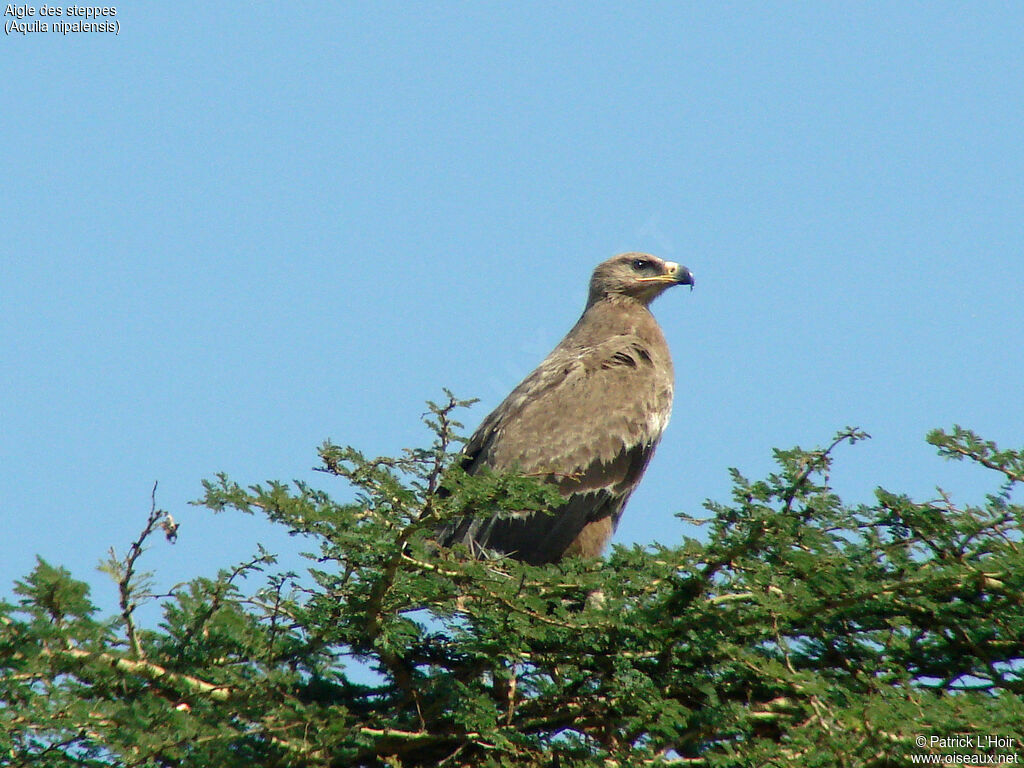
(438, 253, 692, 563)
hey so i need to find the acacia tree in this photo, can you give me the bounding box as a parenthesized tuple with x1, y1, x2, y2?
(2, 394, 1022, 767)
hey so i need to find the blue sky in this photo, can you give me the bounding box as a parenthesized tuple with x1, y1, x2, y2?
(3, 4, 1022, 617)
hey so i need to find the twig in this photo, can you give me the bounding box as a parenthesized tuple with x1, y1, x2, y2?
(941, 441, 1024, 484)
(115, 482, 174, 659)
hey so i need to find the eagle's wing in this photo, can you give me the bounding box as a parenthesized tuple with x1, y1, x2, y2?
(439, 333, 672, 564)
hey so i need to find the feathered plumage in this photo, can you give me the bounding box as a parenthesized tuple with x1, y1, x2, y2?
(439, 253, 694, 564)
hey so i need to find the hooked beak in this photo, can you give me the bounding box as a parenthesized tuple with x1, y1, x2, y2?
(668, 262, 695, 291)
(640, 262, 695, 291)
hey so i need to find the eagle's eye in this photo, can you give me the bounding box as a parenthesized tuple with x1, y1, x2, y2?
(631, 259, 651, 272)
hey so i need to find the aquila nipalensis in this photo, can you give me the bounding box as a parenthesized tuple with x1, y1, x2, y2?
(439, 252, 694, 564)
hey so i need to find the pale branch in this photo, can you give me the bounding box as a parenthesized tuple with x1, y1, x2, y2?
(47, 647, 233, 702)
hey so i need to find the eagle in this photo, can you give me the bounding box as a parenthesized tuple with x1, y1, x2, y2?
(438, 253, 694, 565)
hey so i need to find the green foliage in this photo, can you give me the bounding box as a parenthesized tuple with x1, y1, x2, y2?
(2, 397, 1022, 767)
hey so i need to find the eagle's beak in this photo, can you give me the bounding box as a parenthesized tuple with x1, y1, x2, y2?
(663, 262, 695, 291)
(671, 264, 696, 290)
(636, 261, 695, 291)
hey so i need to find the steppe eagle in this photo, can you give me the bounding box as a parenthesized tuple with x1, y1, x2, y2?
(438, 252, 694, 564)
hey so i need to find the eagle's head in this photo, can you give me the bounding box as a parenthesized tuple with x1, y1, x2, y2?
(587, 252, 694, 308)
